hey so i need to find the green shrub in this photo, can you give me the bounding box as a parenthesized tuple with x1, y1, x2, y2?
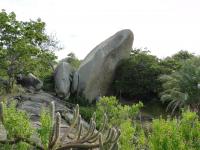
(149, 109, 200, 150)
(0, 100, 121, 150)
(95, 96, 143, 149)
(119, 120, 135, 150)
(37, 109, 53, 150)
(113, 49, 163, 101)
(0, 101, 33, 150)
(79, 106, 96, 122)
(149, 118, 185, 150)
(159, 57, 200, 113)
(96, 96, 143, 127)
(179, 110, 200, 149)
(2, 101, 33, 139)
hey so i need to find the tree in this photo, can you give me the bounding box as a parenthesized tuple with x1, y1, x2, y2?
(159, 57, 200, 113)
(160, 50, 195, 74)
(60, 52, 81, 69)
(0, 10, 60, 91)
(172, 50, 194, 61)
(112, 49, 162, 101)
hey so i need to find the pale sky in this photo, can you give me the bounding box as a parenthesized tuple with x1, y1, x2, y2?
(1, 0, 200, 60)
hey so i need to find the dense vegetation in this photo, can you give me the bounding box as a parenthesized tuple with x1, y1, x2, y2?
(0, 10, 59, 92)
(0, 101, 120, 150)
(1, 10, 200, 149)
(1, 97, 200, 150)
(81, 97, 200, 150)
(160, 57, 200, 114)
(112, 49, 199, 113)
(113, 49, 162, 101)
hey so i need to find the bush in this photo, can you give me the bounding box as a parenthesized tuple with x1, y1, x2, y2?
(0, 100, 121, 150)
(119, 120, 135, 150)
(0, 101, 33, 150)
(37, 109, 53, 150)
(96, 96, 143, 126)
(149, 118, 185, 150)
(79, 106, 96, 122)
(149, 109, 200, 150)
(113, 49, 162, 101)
(159, 57, 200, 113)
(2, 101, 33, 139)
(95, 96, 144, 149)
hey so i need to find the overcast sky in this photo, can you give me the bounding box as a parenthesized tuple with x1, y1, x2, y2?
(1, 0, 200, 60)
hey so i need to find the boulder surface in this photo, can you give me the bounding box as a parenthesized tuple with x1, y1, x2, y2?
(16, 73, 43, 91)
(0, 91, 90, 142)
(54, 62, 73, 98)
(72, 29, 134, 102)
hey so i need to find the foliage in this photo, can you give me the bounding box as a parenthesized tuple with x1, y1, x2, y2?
(79, 106, 96, 122)
(1, 98, 200, 150)
(68, 95, 91, 106)
(37, 109, 53, 150)
(42, 74, 55, 92)
(0, 10, 59, 91)
(119, 120, 135, 150)
(113, 49, 162, 101)
(0, 101, 32, 150)
(149, 109, 200, 150)
(149, 118, 185, 150)
(179, 109, 200, 148)
(113, 49, 195, 102)
(96, 96, 144, 149)
(60, 52, 81, 69)
(0, 101, 121, 150)
(159, 57, 200, 113)
(96, 96, 143, 127)
(133, 125, 148, 150)
(1, 101, 33, 139)
(16, 142, 30, 150)
(160, 50, 195, 74)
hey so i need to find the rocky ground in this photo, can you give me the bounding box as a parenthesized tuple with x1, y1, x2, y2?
(0, 90, 90, 142)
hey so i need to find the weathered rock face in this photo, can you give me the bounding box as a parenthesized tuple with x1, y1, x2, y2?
(72, 29, 134, 102)
(54, 62, 73, 98)
(16, 73, 43, 91)
(0, 91, 89, 141)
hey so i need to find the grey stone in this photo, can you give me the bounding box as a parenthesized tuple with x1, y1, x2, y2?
(54, 62, 73, 98)
(0, 91, 90, 142)
(0, 123, 6, 141)
(72, 29, 134, 102)
(16, 73, 43, 91)
(17, 92, 72, 117)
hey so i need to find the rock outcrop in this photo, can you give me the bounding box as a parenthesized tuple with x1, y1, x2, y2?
(0, 91, 89, 141)
(54, 62, 73, 98)
(72, 29, 134, 102)
(16, 73, 43, 91)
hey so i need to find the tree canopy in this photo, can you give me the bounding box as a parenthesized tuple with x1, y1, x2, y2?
(60, 52, 81, 69)
(112, 49, 163, 101)
(160, 57, 200, 113)
(160, 50, 195, 74)
(0, 10, 60, 91)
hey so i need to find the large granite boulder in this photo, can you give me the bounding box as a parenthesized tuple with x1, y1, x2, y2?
(72, 29, 134, 102)
(54, 62, 73, 98)
(16, 73, 43, 91)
